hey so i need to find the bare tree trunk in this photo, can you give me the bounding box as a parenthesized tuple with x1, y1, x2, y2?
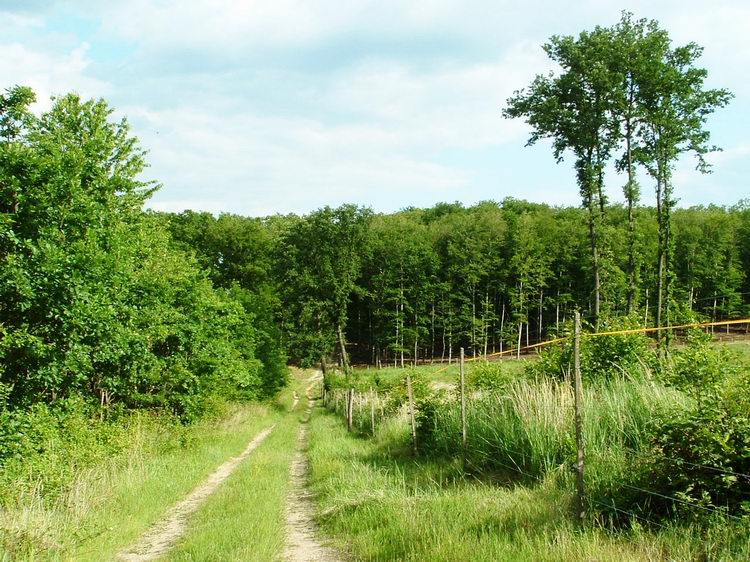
(712, 294, 717, 334)
(448, 312, 453, 365)
(441, 306, 446, 363)
(517, 322, 522, 360)
(655, 178, 664, 346)
(394, 301, 399, 368)
(500, 301, 505, 355)
(538, 289, 543, 343)
(413, 310, 418, 368)
(337, 323, 350, 377)
(399, 282, 405, 368)
(625, 94, 638, 316)
(471, 284, 477, 359)
(482, 289, 490, 359)
(431, 302, 435, 363)
(589, 213, 601, 330)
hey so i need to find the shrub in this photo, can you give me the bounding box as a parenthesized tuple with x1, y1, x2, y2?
(528, 316, 651, 381)
(468, 362, 511, 392)
(637, 337, 750, 518)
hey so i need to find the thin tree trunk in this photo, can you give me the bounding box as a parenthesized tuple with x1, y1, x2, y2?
(413, 310, 418, 368)
(517, 322, 523, 360)
(500, 301, 505, 355)
(625, 85, 638, 316)
(337, 323, 350, 377)
(471, 284, 477, 359)
(482, 288, 490, 359)
(591, 231, 601, 328)
(538, 289, 543, 343)
(431, 301, 435, 363)
(525, 321, 529, 348)
(655, 177, 664, 346)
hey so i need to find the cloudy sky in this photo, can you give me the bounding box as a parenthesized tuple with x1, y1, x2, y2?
(2, 0, 748, 216)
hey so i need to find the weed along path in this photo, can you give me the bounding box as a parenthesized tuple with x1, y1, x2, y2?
(284, 376, 344, 562)
(117, 425, 276, 562)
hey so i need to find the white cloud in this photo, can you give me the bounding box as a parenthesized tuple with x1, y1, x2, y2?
(0, 10, 44, 32)
(0, 42, 110, 110)
(2, 0, 747, 214)
(133, 103, 469, 215)
(329, 42, 550, 149)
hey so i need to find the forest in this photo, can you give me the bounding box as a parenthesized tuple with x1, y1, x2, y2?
(168, 199, 750, 370)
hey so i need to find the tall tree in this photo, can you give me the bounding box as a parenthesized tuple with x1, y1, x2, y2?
(632, 33, 732, 345)
(504, 26, 620, 327)
(276, 205, 371, 370)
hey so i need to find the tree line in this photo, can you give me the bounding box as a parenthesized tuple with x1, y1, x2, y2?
(167, 199, 749, 369)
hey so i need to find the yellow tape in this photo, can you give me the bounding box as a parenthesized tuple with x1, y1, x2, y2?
(388, 317, 750, 379)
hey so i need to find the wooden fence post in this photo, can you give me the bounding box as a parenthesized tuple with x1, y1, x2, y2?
(406, 372, 417, 455)
(460, 347, 467, 468)
(573, 311, 585, 523)
(370, 388, 376, 435)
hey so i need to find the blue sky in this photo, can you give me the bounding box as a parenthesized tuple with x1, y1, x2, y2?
(2, 0, 748, 216)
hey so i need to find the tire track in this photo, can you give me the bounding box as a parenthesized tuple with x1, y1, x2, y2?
(117, 425, 276, 562)
(284, 378, 343, 562)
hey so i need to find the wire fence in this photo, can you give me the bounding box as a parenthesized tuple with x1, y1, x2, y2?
(322, 315, 750, 531)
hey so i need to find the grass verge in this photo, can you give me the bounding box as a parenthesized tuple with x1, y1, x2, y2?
(0, 387, 295, 561)
(307, 400, 750, 561)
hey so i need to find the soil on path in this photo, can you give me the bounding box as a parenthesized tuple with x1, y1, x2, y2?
(117, 425, 275, 562)
(284, 377, 343, 562)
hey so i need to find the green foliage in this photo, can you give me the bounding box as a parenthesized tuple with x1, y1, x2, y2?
(636, 337, 750, 517)
(468, 361, 511, 392)
(529, 317, 650, 380)
(0, 87, 285, 427)
(275, 205, 372, 366)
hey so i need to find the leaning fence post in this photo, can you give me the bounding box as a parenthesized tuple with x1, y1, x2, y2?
(460, 347, 467, 468)
(406, 372, 417, 455)
(573, 311, 585, 523)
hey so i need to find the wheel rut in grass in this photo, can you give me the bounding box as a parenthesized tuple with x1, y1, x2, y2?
(284, 378, 343, 562)
(117, 424, 276, 562)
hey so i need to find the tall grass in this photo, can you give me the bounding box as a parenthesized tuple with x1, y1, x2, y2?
(422, 376, 684, 492)
(308, 403, 750, 561)
(0, 398, 288, 560)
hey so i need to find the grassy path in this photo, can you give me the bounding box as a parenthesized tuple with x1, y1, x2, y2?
(117, 425, 277, 561)
(283, 381, 343, 562)
(24, 403, 285, 562)
(165, 370, 343, 562)
(2, 370, 336, 561)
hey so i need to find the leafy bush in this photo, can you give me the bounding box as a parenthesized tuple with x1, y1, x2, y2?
(637, 337, 750, 518)
(0, 86, 286, 421)
(468, 362, 511, 392)
(528, 316, 651, 381)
